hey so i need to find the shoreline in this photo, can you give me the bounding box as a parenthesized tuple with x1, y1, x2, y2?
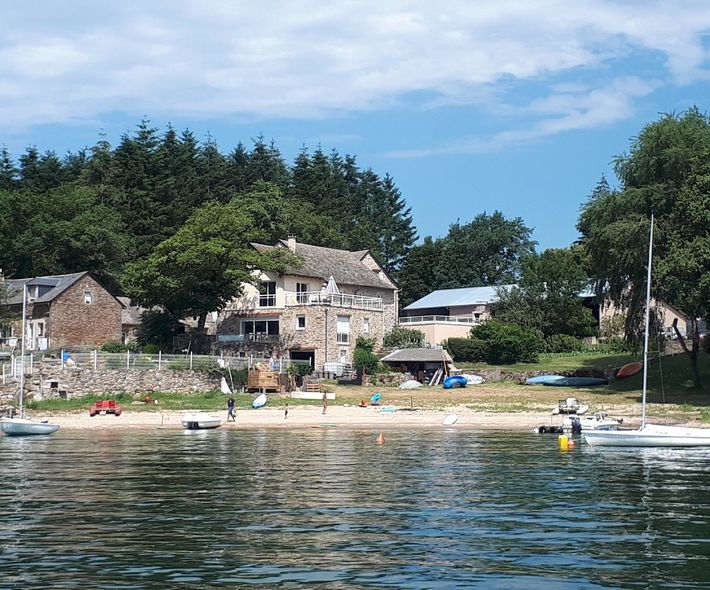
(31, 405, 647, 431)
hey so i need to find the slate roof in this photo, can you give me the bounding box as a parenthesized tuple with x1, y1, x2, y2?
(251, 240, 396, 290)
(403, 285, 514, 311)
(117, 296, 146, 326)
(3, 272, 89, 305)
(380, 348, 453, 363)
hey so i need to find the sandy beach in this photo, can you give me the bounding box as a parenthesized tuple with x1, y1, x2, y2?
(39, 405, 641, 431)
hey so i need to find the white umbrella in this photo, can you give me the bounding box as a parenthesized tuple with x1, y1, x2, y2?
(324, 275, 340, 294)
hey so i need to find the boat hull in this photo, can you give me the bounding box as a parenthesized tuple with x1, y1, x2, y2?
(181, 413, 221, 430)
(0, 418, 60, 436)
(584, 425, 710, 447)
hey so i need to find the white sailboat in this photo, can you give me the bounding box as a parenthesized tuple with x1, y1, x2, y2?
(584, 216, 710, 447)
(0, 284, 60, 437)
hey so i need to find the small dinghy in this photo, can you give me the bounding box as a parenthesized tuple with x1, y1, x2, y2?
(563, 412, 622, 432)
(616, 362, 643, 379)
(252, 394, 267, 409)
(552, 397, 589, 415)
(462, 374, 485, 385)
(442, 375, 468, 389)
(182, 412, 221, 430)
(442, 414, 458, 426)
(399, 380, 423, 390)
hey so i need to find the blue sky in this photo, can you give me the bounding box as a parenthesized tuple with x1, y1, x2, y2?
(2, 1, 710, 249)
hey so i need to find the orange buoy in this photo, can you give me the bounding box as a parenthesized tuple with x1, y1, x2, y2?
(376, 432, 385, 445)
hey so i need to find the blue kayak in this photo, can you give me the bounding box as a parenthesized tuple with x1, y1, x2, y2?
(526, 375, 565, 385)
(443, 375, 468, 389)
(543, 377, 609, 387)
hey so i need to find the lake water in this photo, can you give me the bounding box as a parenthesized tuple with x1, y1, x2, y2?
(1, 429, 710, 589)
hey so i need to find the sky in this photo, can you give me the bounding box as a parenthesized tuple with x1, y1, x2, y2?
(2, 1, 710, 249)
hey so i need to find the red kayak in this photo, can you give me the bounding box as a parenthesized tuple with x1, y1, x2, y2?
(616, 361, 643, 379)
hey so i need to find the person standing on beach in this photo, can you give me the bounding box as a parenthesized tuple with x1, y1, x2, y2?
(227, 396, 236, 422)
(322, 391, 328, 415)
(284, 403, 289, 420)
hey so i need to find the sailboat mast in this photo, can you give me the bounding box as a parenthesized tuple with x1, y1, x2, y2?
(641, 215, 654, 429)
(19, 283, 27, 419)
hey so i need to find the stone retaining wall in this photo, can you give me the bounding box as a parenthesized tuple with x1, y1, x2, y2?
(1, 361, 220, 404)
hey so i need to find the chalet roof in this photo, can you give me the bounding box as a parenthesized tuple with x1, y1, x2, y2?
(251, 240, 396, 290)
(380, 348, 453, 363)
(3, 272, 89, 305)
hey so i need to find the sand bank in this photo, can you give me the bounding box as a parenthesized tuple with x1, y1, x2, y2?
(37, 405, 639, 431)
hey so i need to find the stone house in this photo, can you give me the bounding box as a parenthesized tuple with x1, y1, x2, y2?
(0, 272, 123, 351)
(216, 237, 399, 369)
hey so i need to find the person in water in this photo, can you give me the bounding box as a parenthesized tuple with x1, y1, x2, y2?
(227, 396, 236, 422)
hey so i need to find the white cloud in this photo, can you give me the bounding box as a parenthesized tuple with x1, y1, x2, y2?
(0, 0, 708, 133)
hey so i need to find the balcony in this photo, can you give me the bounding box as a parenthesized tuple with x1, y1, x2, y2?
(399, 315, 481, 325)
(284, 291, 383, 311)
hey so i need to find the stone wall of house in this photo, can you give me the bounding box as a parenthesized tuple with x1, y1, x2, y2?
(49, 276, 122, 347)
(0, 362, 220, 404)
(279, 305, 387, 367)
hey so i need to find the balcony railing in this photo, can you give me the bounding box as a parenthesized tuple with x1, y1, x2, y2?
(399, 315, 481, 325)
(285, 291, 383, 311)
(217, 334, 282, 344)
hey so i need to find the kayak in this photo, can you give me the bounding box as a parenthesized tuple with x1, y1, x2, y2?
(543, 377, 609, 387)
(526, 375, 565, 385)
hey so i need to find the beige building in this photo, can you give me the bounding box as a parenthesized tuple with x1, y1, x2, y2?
(399, 286, 509, 345)
(217, 238, 398, 369)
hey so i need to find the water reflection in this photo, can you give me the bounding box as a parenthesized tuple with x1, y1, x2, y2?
(1, 430, 709, 588)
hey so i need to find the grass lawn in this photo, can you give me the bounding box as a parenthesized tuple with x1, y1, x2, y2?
(23, 352, 710, 424)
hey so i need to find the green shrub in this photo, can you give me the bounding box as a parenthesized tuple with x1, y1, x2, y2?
(471, 320, 542, 364)
(287, 363, 313, 378)
(703, 336, 710, 355)
(545, 334, 583, 353)
(101, 341, 128, 353)
(383, 326, 425, 348)
(444, 338, 489, 362)
(353, 347, 380, 374)
(142, 344, 163, 354)
(355, 336, 376, 352)
(593, 336, 630, 354)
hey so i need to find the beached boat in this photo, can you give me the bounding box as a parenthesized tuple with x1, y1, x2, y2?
(584, 216, 710, 448)
(543, 376, 608, 387)
(181, 412, 222, 430)
(563, 412, 622, 432)
(442, 375, 468, 389)
(552, 397, 589, 415)
(0, 284, 60, 437)
(526, 375, 565, 385)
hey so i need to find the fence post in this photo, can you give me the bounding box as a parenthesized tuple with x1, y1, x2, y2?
(126, 350, 130, 370)
(61, 350, 65, 370)
(30, 353, 33, 374)
(189, 352, 193, 371)
(158, 350, 162, 371)
(93, 350, 98, 371)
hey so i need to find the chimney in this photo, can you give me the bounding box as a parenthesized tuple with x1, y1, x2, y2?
(287, 235, 297, 253)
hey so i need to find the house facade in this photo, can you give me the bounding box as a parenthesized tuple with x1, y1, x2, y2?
(0, 272, 123, 351)
(401, 284, 688, 345)
(399, 286, 508, 345)
(216, 238, 398, 369)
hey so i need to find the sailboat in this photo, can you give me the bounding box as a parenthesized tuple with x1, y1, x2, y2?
(0, 284, 60, 436)
(584, 216, 710, 447)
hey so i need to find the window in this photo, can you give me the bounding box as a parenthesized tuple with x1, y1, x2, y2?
(474, 313, 481, 320)
(340, 348, 347, 361)
(296, 315, 306, 330)
(259, 281, 276, 307)
(363, 318, 370, 334)
(336, 315, 350, 344)
(296, 282, 308, 304)
(84, 292, 93, 305)
(241, 319, 280, 340)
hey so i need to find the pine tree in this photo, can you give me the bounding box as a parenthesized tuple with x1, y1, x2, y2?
(0, 146, 18, 190)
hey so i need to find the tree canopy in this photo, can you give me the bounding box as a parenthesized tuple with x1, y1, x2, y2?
(578, 108, 710, 387)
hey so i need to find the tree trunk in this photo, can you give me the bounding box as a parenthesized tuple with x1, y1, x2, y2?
(673, 318, 702, 388)
(197, 313, 207, 332)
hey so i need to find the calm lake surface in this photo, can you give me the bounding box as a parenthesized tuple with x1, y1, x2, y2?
(1, 429, 710, 589)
